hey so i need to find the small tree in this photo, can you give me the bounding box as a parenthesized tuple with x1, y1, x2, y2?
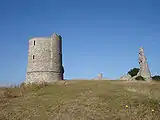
(152, 75, 160, 81)
(128, 68, 140, 77)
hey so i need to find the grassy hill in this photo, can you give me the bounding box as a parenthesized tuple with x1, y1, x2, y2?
(0, 80, 160, 120)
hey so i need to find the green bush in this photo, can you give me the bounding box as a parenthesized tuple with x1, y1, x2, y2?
(152, 75, 160, 81)
(135, 76, 145, 81)
(128, 68, 140, 77)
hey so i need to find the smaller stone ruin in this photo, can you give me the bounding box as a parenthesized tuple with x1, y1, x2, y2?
(92, 73, 109, 80)
(93, 73, 104, 80)
(120, 74, 132, 81)
(120, 47, 152, 81)
(98, 73, 103, 80)
(137, 47, 152, 80)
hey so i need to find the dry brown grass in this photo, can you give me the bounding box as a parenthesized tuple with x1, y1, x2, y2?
(0, 80, 160, 120)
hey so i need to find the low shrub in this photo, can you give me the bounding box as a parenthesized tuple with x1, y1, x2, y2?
(135, 76, 145, 81)
(152, 75, 160, 81)
(3, 88, 20, 98)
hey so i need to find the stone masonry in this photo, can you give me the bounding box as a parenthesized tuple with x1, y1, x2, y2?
(98, 73, 103, 80)
(137, 47, 152, 80)
(25, 33, 64, 84)
(120, 47, 152, 81)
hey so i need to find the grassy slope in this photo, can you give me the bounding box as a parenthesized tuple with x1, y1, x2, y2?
(0, 80, 160, 120)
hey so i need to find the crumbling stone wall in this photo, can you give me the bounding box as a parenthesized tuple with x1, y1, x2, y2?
(137, 47, 152, 80)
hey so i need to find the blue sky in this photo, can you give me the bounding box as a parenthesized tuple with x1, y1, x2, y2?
(0, 0, 159, 85)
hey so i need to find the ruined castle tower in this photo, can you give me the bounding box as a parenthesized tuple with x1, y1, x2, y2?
(25, 33, 64, 84)
(98, 73, 103, 80)
(137, 47, 152, 80)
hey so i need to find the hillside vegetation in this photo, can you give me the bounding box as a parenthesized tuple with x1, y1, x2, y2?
(0, 80, 160, 120)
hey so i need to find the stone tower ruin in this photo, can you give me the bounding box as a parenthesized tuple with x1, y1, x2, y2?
(137, 47, 152, 80)
(25, 33, 64, 84)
